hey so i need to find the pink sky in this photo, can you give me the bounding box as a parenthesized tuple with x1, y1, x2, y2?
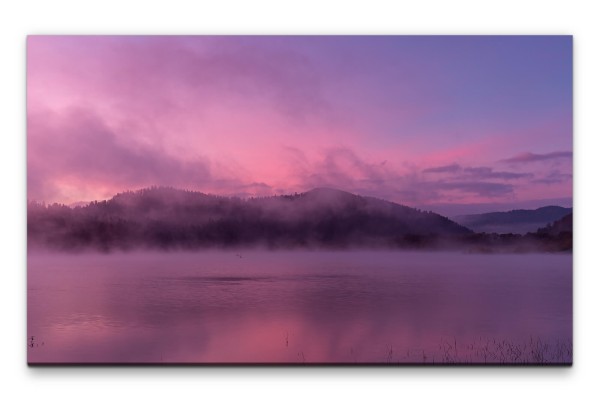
(27, 36, 572, 212)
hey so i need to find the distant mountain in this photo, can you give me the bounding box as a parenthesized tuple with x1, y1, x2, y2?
(453, 206, 572, 235)
(28, 186, 473, 251)
(417, 198, 573, 217)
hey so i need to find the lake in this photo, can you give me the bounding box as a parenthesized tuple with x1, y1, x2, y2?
(27, 251, 572, 364)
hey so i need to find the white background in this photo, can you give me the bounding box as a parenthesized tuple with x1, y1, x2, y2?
(1, 1, 598, 400)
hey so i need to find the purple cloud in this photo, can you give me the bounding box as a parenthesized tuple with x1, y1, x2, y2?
(422, 164, 531, 180)
(531, 170, 573, 185)
(500, 151, 572, 163)
(463, 167, 532, 180)
(433, 181, 514, 197)
(423, 164, 461, 174)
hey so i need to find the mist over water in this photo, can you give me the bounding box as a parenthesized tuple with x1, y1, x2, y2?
(27, 250, 572, 364)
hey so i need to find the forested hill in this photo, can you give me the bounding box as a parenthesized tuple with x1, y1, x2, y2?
(536, 213, 573, 236)
(27, 186, 472, 251)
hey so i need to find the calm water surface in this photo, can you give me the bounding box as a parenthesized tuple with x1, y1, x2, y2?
(27, 251, 572, 364)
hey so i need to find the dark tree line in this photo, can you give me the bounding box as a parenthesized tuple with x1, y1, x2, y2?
(27, 187, 572, 252)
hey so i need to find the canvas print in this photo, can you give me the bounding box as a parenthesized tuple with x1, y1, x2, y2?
(27, 36, 572, 365)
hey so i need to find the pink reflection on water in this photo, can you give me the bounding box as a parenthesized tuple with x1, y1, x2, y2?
(28, 251, 572, 364)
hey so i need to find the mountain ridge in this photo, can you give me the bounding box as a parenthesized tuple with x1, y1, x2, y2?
(28, 186, 472, 250)
(454, 206, 572, 234)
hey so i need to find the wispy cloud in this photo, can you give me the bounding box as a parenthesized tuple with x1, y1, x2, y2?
(433, 181, 514, 197)
(462, 167, 532, 180)
(500, 151, 572, 163)
(283, 148, 524, 204)
(28, 36, 331, 124)
(531, 170, 573, 185)
(27, 108, 213, 201)
(423, 164, 461, 174)
(423, 164, 531, 180)
(298, 147, 390, 193)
